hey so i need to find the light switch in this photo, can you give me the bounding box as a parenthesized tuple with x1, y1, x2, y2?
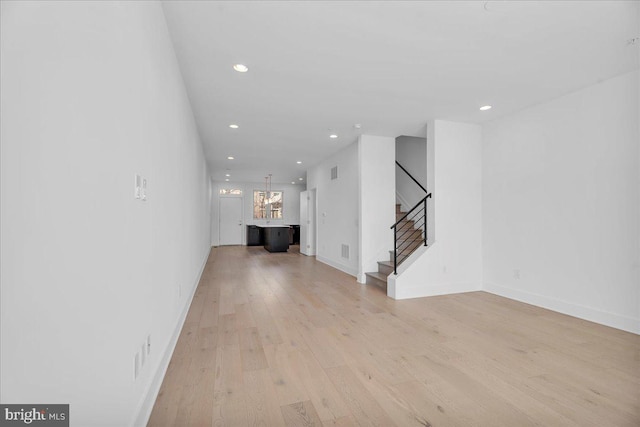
(141, 178, 147, 201)
(134, 174, 141, 199)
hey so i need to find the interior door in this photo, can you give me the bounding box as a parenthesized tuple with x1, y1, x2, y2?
(219, 197, 243, 245)
(300, 191, 308, 254)
(308, 189, 316, 256)
(300, 189, 316, 256)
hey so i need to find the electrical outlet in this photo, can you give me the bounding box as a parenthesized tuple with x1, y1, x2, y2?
(134, 174, 142, 199)
(141, 178, 147, 201)
(514, 269, 521, 280)
(141, 344, 147, 367)
(443, 265, 447, 274)
(146, 335, 151, 355)
(134, 352, 140, 380)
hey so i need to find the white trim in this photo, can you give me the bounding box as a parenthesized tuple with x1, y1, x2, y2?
(131, 247, 211, 427)
(483, 282, 640, 335)
(316, 254, 358, 278)
(394, 245, 428, 275)
(218, 189, 244, 197)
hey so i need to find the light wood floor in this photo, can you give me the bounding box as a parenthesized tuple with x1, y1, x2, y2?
(148, 246, 640, 426)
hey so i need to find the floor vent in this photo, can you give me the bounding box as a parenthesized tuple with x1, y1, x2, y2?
(331, 166, 338, 180)
(341, 244, 349, 259)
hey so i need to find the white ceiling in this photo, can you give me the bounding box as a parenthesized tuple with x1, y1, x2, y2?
(161, 1, 639, 184)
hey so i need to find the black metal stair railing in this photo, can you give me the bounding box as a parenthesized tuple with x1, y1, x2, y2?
(391, 161, 431, 274)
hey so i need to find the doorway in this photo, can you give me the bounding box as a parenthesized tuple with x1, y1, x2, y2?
(219, 197, 243, 245)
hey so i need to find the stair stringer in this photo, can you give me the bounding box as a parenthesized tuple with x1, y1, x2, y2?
(387, 244, 430, 298)
(387, 238, 481, 300)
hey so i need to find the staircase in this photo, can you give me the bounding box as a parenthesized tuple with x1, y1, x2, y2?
(365, 203, 425, 290)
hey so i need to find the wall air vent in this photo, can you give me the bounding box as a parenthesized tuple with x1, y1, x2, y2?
(341, 244, 349, 259)
(331, 166, 338, 180)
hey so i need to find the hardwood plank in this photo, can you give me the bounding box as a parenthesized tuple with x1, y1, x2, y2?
(281, 400, 323, 427)
(322, 416, 358, 427)
(148, 246, 640, 427)
(235, 302, 257, 329)
(391, 380, 473, 427)
(195, 326, 217, 350)
(171, 321, 199, 361)
(291, 349, 350, 422)
(301, 327, 347, 369)
(239, 326, 269, 371)
(263, 344, 311, 406)
(212, 344, 246, 426)
(218, 289, 236, 316)
(218, 313, 239, 348)
(344, 364, 440, 427)
(198, 285, 219, 327)
(325, 365, 397, 427)
(244, 368, 286, 427)
(184, 368, 215, 426)
(249, 298, 284, 346)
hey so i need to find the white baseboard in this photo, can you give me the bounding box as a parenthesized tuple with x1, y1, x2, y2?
(316, 255, 358, 278)
(131, 246, 211, 427)
(483, 282, 640, 335)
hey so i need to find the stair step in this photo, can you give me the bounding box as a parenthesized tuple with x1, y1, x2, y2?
(395, 220, 415, 229)
(389, 254, 411, 265)
(397, 229, 422, 240)
(390, 203, 427, 274)
(365, 271, 388, 291)
(377, 260, 394, 275)
(397, 238, 423, 252)
(388, 253, 410, 264)
(406, 238, 424, 245)
(389, 240, 424, 263)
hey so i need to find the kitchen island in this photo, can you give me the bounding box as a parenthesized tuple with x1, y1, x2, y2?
(259, 225, 289, 252)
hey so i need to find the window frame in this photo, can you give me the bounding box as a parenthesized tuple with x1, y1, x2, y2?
(219, 188, 243, 196)
(253, 189, 284, 219)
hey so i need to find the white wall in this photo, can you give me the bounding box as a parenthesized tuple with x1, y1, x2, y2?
(359, 135, 396, 283)
(0, 2, 211, 426)
(396, 135, 428, 211)
(210, 181, 304, 246)
(307, 142, 359, 276)
(482, 70, 640, 334)
(389, 120, 483, 299)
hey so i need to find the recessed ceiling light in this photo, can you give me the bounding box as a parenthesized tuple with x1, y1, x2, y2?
(225, 174, 230, 177)
(233, 64, 248, 73)
(479, 105, 492, 111)
(291, 181, 295, 184)
(296, 161, 302, 164)
(329, 134, 338, 139)
(225, 179, 229, 182)
(229, 124, 239, 129)
(227, 156, 234, 160)
(299, 177, 303, 181)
